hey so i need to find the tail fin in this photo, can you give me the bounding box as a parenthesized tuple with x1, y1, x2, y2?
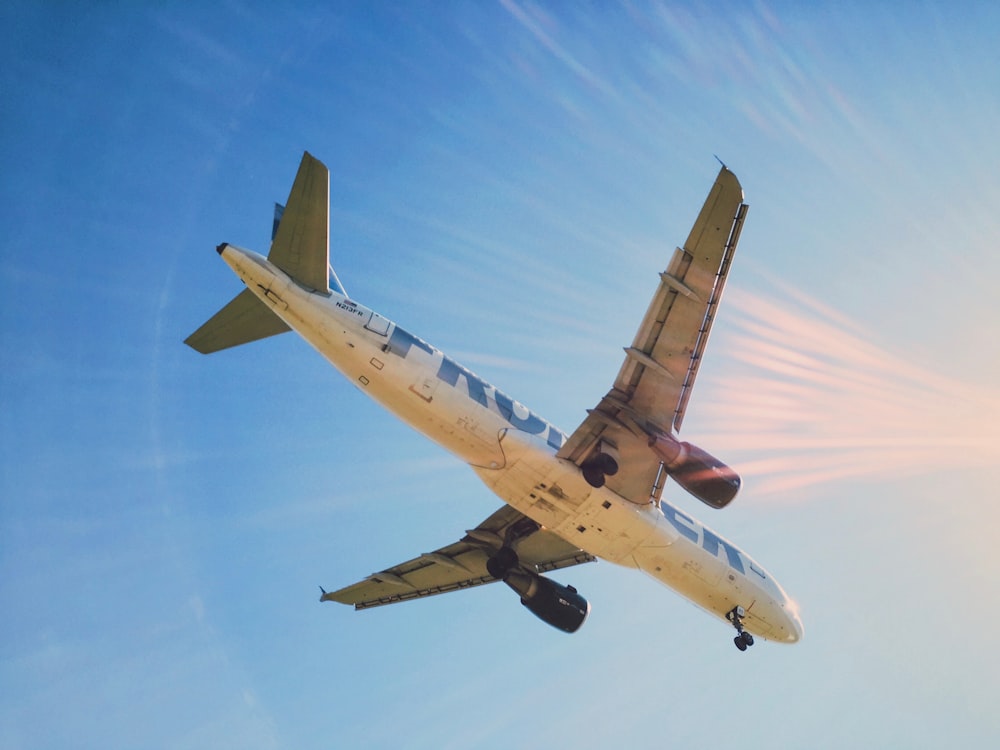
(185, 152, 339, 354)
(267, 151, 330, 294)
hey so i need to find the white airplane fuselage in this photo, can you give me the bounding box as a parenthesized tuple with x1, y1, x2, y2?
(221, 243, 803, 644)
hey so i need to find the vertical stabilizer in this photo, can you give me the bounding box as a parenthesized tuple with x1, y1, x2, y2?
(268, 152, 330, 294)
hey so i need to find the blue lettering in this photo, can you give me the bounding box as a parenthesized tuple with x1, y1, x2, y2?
(494, 390, 546, 436)
(546, 426, 567, 450)
(387, 326, 566, 451)
(436, 357, 489, 408)
(701, 528, 746, 574)
(387, 326, 433, 359)
(660, 503, 746, 575)
(660, 503, 699, 543)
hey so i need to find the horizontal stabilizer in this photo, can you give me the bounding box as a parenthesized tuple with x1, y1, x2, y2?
(184, 288, 290, 354)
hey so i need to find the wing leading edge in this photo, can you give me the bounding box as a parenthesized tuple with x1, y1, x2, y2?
(322, 505, 595, 609)
(557, 166, 748, 505)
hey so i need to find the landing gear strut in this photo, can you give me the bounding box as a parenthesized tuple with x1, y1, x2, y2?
(726, 605, 755, 652)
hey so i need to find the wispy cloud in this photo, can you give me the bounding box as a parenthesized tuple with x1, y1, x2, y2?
(499, 0, 611, 95)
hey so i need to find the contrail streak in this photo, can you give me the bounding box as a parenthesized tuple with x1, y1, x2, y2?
(697, 280, 1000, 496)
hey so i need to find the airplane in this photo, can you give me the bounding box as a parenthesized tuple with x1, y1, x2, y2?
(186, 152, 803, 651)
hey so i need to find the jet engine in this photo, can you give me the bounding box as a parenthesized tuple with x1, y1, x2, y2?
(648, 433, 741, 509)
(503, 572, 590, 633)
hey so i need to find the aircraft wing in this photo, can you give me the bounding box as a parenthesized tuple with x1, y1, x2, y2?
(321, 504, 595, 609)
(556, 166, 748, 505)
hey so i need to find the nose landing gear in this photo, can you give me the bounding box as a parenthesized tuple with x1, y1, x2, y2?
(726, 605, 755, 652)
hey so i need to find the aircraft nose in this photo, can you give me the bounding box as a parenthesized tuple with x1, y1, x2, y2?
(784, 600, 804, 643)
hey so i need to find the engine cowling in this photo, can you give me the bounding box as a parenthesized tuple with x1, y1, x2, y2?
(648, 433, 741, 509)
(504, 572, 590, 633)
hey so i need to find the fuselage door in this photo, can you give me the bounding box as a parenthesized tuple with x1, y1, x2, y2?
(366, 311, 390, 336)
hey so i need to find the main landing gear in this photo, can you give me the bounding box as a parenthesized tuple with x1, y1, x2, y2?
(486, 546, 519, 579)
(727, 605, 755, 652)
(581, 452, 619, 488)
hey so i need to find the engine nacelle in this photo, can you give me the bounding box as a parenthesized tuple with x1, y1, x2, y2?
(648, 433, 741, 509)
(504, 572, 590, 633)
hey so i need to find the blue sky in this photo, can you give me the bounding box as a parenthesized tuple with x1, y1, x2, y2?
(3, 2, 1000, 748)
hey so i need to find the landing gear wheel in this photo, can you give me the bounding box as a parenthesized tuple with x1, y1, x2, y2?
(582, 464, 606, 488)
(726, 605, 755, 652)
(581, 452, 618, 488)
(594, 452, 619, 477)
(486, 547, 519, 579)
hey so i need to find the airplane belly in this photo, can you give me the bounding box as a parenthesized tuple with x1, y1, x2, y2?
(376, 376, 508, 469)
(475, 429, 662, 567)
(634, 541, 739, 616)
(327, 339, 507, 468)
